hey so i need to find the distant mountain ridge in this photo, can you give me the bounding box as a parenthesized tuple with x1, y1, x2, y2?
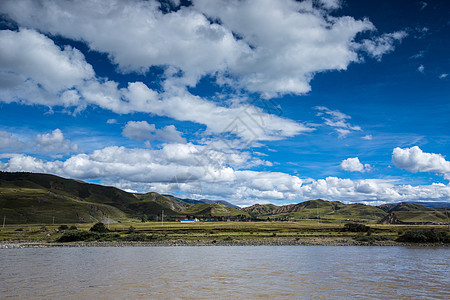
(0, 172, 448, 224)
(162, 194, 240, 209)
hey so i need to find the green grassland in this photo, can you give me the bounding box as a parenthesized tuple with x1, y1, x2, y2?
(1, 221, 448, 245)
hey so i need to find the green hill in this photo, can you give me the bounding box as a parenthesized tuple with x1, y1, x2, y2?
(136, 192, 188, 213)
(378, 202, 447, 224)
(184, 202, 249, 218)
(386, 202, 434, 212)
(244, 200, 387, 222)
(0, 172, 248, 223)
(0, 173, 128, 224)
(243, 204, 278, 216)
(0, 172, 184, 223)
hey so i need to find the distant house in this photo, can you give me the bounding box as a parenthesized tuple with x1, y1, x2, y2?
(180, 219, 199, 223)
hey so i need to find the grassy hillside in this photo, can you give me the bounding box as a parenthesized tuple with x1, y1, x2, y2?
(0, 182, 127, 224)
(184, 202, 249, 217)
(0, 172, 195, 223)
(387, 202, 434, 212)
(0, 172, 249, 223)
(243, 204, 279, 216)
(136, 193, 188, 212)
(378, 203, 447, 224)
(244, 200, 387, 223)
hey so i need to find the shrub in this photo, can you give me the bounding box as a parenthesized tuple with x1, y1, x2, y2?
(57, 230, 96, 242)
(126, 226, 136, 234)
(396, 229, 449, 243)
(342, 223, 370, 232)
(15, 228, 23, 231)
(141, 214, 148, 222)
(121, 233, 156, 242)
(69, 225, 78, 230)
(57, 230, 120, 242)
(58, 225, 69, 231)
(89, 222, 109, 233)
(354, 235, 390, 243)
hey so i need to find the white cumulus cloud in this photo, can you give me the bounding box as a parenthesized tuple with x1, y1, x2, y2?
(0, 0, 405, 98)
(0, 131, 25, 151)
(340, 157, 371, 172)
(122, 121, 186, 144)
(392, 146, 450, 180)
(0, 29, 94, 106)
(35, 129, 78, 153)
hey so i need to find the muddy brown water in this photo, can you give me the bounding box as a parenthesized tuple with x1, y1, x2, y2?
(1, 246, 449, 299)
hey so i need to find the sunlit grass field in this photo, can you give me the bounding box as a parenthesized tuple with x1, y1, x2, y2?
(1, 221, 448, 243)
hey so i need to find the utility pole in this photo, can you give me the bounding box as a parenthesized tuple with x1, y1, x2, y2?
(52, 216, 55, 225)
(317, 203, 320, 225)
(446, 208, 449, 231)
(162, 210, 164, 226)
(2, 216, 5, 228)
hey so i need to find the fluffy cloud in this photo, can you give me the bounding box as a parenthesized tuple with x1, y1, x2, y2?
(0, 131, 24, 151)
(35, 129, 78, 153)
(314, 106, 362, 137)
(82, 81, 313, 141)
(122, 121, 186, 144)
(300, 177, 450, 204)
(0, 0, 247, 85)
(0, 143, 268, 182)
(0, 129, 77, 154)
(359, 31, 407, 60)
(0, 0, 405, 97)
(0, 29, 94, 106)
(317, 0, 341, 10)
(155, 125, 186, 144)
(392, 146, 450, 179)
(122, 121, 156, 141)
(195, 0, 376, 97)
(340, 157, 371, 172)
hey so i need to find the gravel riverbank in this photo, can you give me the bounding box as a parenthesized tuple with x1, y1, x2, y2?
(1, 238, 448, 248)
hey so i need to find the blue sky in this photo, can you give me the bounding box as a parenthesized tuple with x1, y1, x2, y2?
(0, 0, 449, 206)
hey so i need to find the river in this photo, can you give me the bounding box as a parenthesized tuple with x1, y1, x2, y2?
(1, 246, 449, 299)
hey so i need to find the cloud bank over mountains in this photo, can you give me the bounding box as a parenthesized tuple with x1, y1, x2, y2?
(1, 142, 449, 206)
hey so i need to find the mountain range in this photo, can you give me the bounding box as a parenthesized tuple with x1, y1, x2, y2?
(0, 172, 448, 224)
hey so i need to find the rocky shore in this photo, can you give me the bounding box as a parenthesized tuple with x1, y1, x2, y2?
(1, 238, 448, 248)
